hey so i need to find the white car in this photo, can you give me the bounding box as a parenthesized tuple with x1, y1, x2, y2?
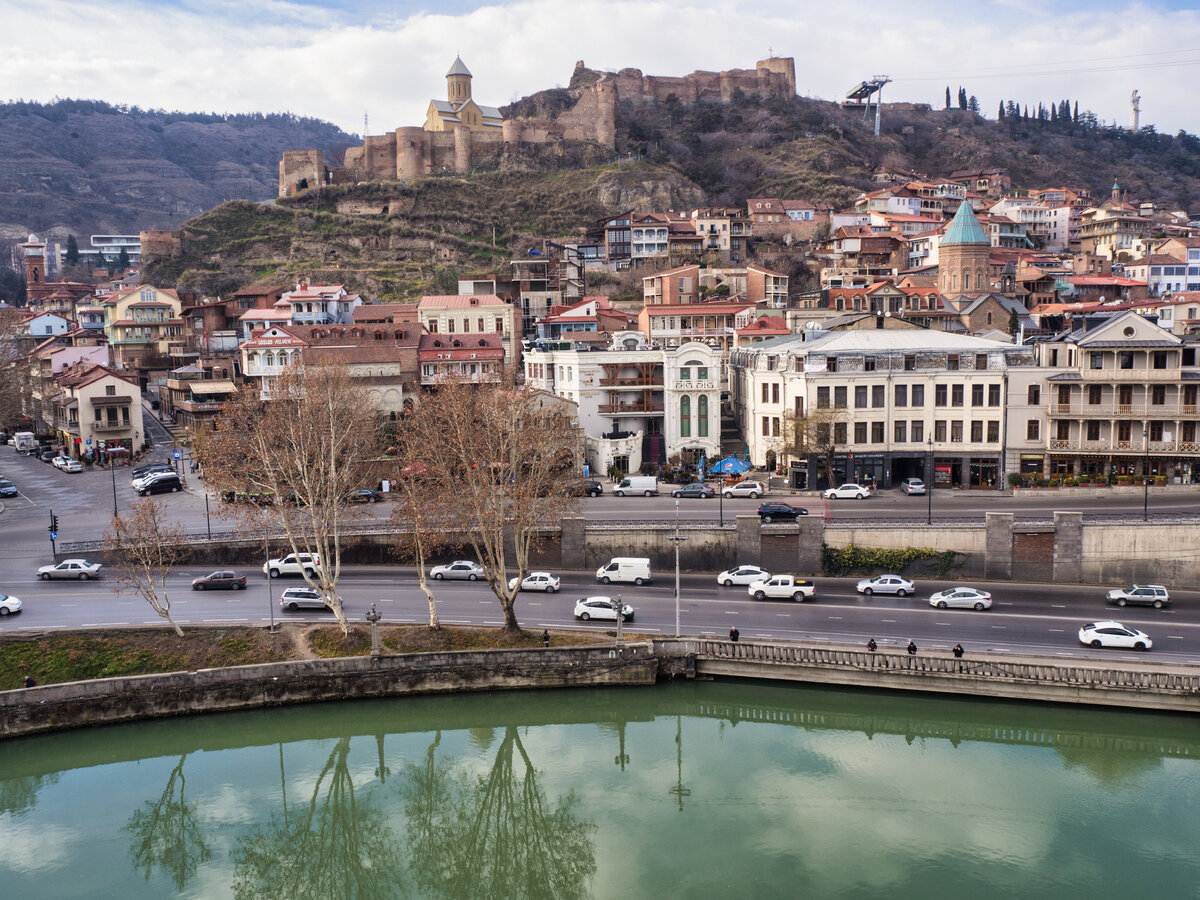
(263, 553, 321, 578)
(748, 574, 815, 601)
(1078, 620, 1152, 651)
(717, 565, 770, 587)
(824, 483, 870, 500)
(62, 459, 84, 473)
(1105, 584, 1170, 609)
(51, 456, 72, 469)
(279, 587, 340, 611)
(37, 559, 102, 580)
(0, 593, 22, 616)
(574, 596, 634, 622)
(508, 572, 560, 592)
(722, 480, 766, 499)
(899, 478, 926, 495)
(431, 560, 485, 581)
(928, 587, 992, 610)
(856, 574, 914, 596)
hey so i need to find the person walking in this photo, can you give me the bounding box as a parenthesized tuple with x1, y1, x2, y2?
(729, 625, 740, 642)
(907, 639, 917, 656)
(866, 638, 877, 652)
(542, 629, 550, 648)
(23, 675, 35, 688)
(952, 643, 964, 658)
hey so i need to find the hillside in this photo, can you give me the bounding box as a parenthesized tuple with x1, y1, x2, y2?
(0, 99, 355, 241)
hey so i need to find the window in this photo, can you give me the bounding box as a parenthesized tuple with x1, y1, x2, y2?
(1118, 351, 1133, 369)
(447, 319, 455, 333)
(762, 383, 769, 402)
(462, 318, 470, 333)
(854, 422, 867, 443)
(872, 385, 885, 408)
(1153, 352, 1168, 369)
(1151, 385, 1166, 405)
(988, 384, 1001, 407)
(935, 385, 948, 407)
(971, 384, 984, 406)
(855, 386, 868, 408)
(1086, 420, 1100, 441)
(871, 422, 884, 443)
(682, 368, 692, 382)
(934, 420, 947, 442)
(1027, 420, 1040, 440)
(975, 354, 988, 369)
(1185, 385, 1198, 408)
(834, 386, 847, 408)
(772, 383, 780, 404)
(951, 385, 964, 407)
(816, 387, 830, 409)
(826, 357, 838, 372)
(698, 367, 708, 381)
(1119, 385, 1133, 408)
(1089, 351, 1104, 370)
(895, 421, 907, 442)
(904, 354, 916, 371)
(895, 384, 908, 406)
(911, 421, 924, 442)
(762, 416, 770, 436)
(947, 354, 960, 371)
(478, 317, 484, 332)
(495, 316, 504, 332)
(834, 422, 847, 443)
(105, 385, 116, 396)
(772, 417, 780, 437)
(911, 385, 925, 407)
(1149, 421, 1164, 441)
(864, 355, 876, 371)
(951, 421, 963, 442)
(698, 396, 708, 436)
(1056, 421, 1070, 441)
(1088, 385, 1103, 405)
(794, 396, 804, 416)
(1184, 422, 1196, 443)
(970, 420, 983, 442)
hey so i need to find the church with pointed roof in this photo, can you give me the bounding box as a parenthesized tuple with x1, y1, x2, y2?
(938, 201, 991, 298)
(423, 56, 504, 133)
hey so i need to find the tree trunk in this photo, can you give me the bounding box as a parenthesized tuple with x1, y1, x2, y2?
(417, 570, 440, 629)
(500, 597, 520, 633)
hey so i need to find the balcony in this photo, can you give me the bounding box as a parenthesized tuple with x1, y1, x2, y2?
(1049, 401, 1200, 417)
(1080, 368, 1179, 382)
(598, 400, 664, 415)
(673, 379, 716, 391)
(598, 376, 660, 387)
(93, 420, 132, 433)
(1047, 438, 1198, 454)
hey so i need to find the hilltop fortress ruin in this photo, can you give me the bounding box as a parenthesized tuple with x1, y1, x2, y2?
(278, 55, 796, 196)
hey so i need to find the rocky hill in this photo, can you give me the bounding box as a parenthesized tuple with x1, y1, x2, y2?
(0, 99, 354, 241)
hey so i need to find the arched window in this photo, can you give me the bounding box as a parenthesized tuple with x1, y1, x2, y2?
(987, 312, 993, 325)
(964, 273, 971, 291)
(698, 395, 709, 437)
(680, 396, 691, 437)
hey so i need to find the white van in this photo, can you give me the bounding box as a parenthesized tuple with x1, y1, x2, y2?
(612, 476, 659, 497)
(596, 557, 652, 585)
(13, 432, 35, 454)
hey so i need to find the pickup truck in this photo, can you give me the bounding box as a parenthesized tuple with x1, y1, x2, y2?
(748, 574, 816, 602)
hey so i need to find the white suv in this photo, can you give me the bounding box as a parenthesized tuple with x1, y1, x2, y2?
(722, 480, 767, 499)
(264, 553, 321, 578)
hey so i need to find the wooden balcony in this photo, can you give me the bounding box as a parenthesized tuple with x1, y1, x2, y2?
(598, 400, 664, 415)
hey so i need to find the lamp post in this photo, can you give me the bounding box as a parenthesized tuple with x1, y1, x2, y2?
(1143, 425, 1150, 522)
(666, 499, 688, 636)
(365, 603, 383, 660)
(110, 454, 118, 519)
(927, 435, 933, 526)
(611, 593, 625, 647)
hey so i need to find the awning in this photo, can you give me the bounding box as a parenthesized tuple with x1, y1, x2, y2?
(93, 395, 133, 405)
(192, 380, 236, 394)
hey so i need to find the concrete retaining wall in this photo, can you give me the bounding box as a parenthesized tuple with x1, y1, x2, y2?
(1081, 522, 1200, 584)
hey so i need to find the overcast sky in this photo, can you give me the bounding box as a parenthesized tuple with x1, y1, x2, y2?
(5, 0, 1199, 136)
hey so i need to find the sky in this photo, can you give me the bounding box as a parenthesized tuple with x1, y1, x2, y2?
(4, 0, 1200, 137)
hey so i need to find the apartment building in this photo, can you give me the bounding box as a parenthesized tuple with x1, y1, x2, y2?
(418, 294, 517, 362)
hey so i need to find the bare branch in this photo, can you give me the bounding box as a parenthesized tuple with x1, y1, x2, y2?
(105, 499, 189, 636)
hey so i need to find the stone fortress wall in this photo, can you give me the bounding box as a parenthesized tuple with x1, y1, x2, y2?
(279, 57, 795, 196)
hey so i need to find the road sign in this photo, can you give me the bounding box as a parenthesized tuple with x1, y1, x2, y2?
(582, 463, 590, 478)
(86, 438, 92, 445)
(173, 450, 182, 460)
(49, 531, 58, 540)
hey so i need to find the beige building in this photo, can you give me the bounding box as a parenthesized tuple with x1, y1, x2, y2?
(102, 285, 184, 369)
(424, 56, 504, 133)
(46, 363, 145, 459)
(418, 294, 516, 363)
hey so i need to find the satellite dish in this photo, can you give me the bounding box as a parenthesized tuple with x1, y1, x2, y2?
(884, 311, 891, 317)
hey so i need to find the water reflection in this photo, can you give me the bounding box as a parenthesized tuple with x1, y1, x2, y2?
(125, 753, 211, 891)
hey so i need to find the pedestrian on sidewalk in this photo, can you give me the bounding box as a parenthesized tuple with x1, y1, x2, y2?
(953, 643, 964, 658)
(907, 639, 917, 656)
(729, 625, 740, 642)
(866, 638, 877, 652)
(542, 629, 550, 648)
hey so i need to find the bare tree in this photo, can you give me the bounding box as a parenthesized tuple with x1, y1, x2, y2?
(106, 499, 189, 636)
(0, 306, 29, 429)
(404, 376, 583, 633)
(387, 451, 447, 629)
(200, 362, 376, 635)
(783, 404, 846, 489)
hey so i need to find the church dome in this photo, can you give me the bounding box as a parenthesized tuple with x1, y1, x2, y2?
(940, 202, 988, 246)
(446, 55, 471, 77)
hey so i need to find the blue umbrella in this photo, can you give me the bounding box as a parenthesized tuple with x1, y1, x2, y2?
(712, 456, 750, 474)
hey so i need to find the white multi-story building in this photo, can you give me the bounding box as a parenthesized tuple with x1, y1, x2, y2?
(523, 334, 721, 475)
(730, 324, 1036, 489)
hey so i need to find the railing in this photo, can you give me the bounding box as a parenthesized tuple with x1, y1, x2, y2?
(92, 421, 132, 432)
(598, 401, 664, 414)
(1049, 401, 1200, 417)
(597, 377, 660, 387)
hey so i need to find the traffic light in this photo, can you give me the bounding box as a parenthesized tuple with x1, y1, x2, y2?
(48, 514, 58, 534)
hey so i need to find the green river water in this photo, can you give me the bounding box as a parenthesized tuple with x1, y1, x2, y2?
(0, 681, 1196, 899)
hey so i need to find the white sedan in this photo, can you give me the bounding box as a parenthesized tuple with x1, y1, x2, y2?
(37, 559, 103, 580)
(508, 572, 560, 593)
(574, 596, 634, 622)
(1078, 621, 1152, 651)
(0, 593, 22, 616)
(856, 574, 914, 596)
(717, 565, 770, 587)
(63, 460, 84, 473)
(824, 483, 870, 500)
(928, 587, 992, 610)
(51, 456, 72, 470)
(430, 561, 485, 581)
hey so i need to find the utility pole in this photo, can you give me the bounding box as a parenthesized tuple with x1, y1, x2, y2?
(666, 499, 688, 636)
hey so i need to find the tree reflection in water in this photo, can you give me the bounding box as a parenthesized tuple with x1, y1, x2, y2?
(232, 736, 404, 900)
(404, 725, 597, 900)
(124, 753, 211, 891)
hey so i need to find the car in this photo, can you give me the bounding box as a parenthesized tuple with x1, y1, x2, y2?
(899, 478, 927, 495)
(138, 474, 183, 496)
(0, 593, 22, 616)
(671, 483, 715, 499)
(1105, 584, 1170, 609)
(566, 479, 604, 498)
(62, 460, 84, 473)
(757, 502, 807, 523)
(133, 462, 173, 478)
(264, 553, 321, 578)
(722, 480, 766, 499)
(507, 572, 560, 592)
(574, 596, 634, 622)
(928, 587, 993, 610)
(347, 489, 383, 503)
(51, 455, 72, 469)
(824, 483, 870, 500)
(1078, 621, 1152, 651)
(748, 574, 815, 601)
(717, 565, 770, 587)
(0, 478, 17, 497)
(38, 448, 57, 463)
(856, 574, 915, 596)
(279, 587, 341, 611)
(430, 560, 485, 581)
(37, 559, 102, 580)
(132, 469, 175, 488)
(192, 570, 247, 590)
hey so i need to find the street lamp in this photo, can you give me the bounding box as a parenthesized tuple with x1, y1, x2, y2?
(110, 454, 118, 519)
(1143, 425, 1150, 522)
(666, 499, 688, 636)
(927, 434, 933, 526)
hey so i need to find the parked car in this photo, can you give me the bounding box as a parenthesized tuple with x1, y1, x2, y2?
(1078, 621, 1152, 650)
(0, 478, 17, 497)
(38, 448, 57, 463)
(132, 469, 174, 489)
(856, 574, 914, 596)
(133, 461, 173, 478)
(612, 475, 659, 497)
(0, 593, 22, 616)
(824, 483, 870, 500)
(717, 565, 770, 587)
(899, 478, 926, 495)
(51, 455, 72, 470)
(279, 587, 340, 611)
(722, 480, 766, 499)
(757, 502, 807, 523)
(928, 587, 992, 610)
(566, 479, 604, 498)
(671, 483, 714, 499)
(430, 560, 485, 581)
(138, 473, 183, 496)
(192, 570, 247, 590)
(63, 460, 84, 473)
(37, 559, 102, 580)
(574, 596, 634, 622)
(347, 488, 383, 503)
(508, 572, 560, 593)
(1105, 584, 1170, 609)
(748, 574, 815, 601)
(264, 553, 321, 578)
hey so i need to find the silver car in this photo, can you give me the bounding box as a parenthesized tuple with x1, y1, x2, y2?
(722, 480, 767, 499)
(928, 587, 992, 610)
(279, 587, 340, 611)
(430, 560, 485, 581)
(856, 574, 914, 596)
(37, 559, 102, 581)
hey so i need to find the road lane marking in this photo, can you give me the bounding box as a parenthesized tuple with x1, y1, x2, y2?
(775, 613, 791, 617)
(1048, 628, 1065, 632)
(1051, 604, 1067, 608)
(881, 619, 896, 623)
(990, 625, 1007, 629)
(827, 616, 842, 620)
(935, 622, 951, 626)
(1167, 635, 1183, 639)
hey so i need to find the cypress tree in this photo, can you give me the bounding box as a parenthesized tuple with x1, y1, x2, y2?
(945, 86, 951, 109)
(958, 87, 967, 109)
(998, 101, 1005, 119)
(1073, 100, 1079, 122)
(65, 234, 79, 265)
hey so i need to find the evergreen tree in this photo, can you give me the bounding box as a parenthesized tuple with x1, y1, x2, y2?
(958, 87, 967, 110)
(65, 234, 79, 265)
(1023, 104, 1029, 118)
(945, 86, 952, 109)
(117, 247, 130, 271)
(998, 101, 1005, 119)
(1007, 307, 1020, 335)
(968, 95, 980, 114)
(1050, 103, 1058, 123)
(1073, 100, 1079, 123)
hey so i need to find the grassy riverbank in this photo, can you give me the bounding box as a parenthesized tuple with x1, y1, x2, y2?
(0, 625, 612, 691)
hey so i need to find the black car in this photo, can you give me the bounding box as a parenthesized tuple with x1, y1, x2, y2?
(671, 483, 715, 499)
(347, 489, 383, 503)
(38, 448, 57, 463)
(757, 502, 808, 523)
(566, 479, 604, 498)
(138, 474, 183, 496)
